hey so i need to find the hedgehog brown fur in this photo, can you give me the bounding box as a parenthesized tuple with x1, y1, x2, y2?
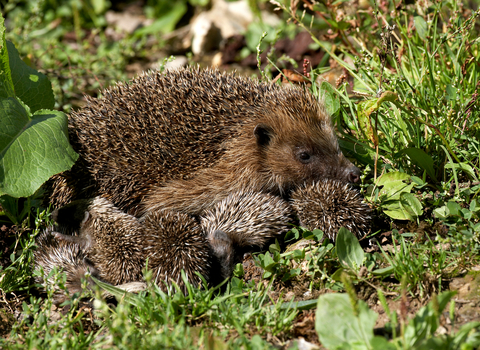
(37, 181, 373, 301)
(45, 197, 219, 293)
(290, 180, 372, 240)
(34, 228, 102, 304)
(35, 191, 296, 300)
(47, 67, 360, 217)
(140, 210, 214, 292)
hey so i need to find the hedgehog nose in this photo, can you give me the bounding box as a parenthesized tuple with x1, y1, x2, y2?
(347, 167, 361, 183)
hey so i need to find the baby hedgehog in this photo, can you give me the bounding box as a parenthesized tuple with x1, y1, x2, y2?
(290, 180, 372, 240)
(47, 67, 360, 218)
(34, 227, 101, 303)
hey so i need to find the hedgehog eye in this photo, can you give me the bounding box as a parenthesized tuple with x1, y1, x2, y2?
(298, 152, 311, 163)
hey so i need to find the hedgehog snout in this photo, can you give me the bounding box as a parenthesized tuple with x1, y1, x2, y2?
(347, 165, 361, 183)
(207, 229, 236, 280)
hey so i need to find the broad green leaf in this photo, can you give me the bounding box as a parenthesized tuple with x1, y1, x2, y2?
(376, 171, 410, 186)
(263, 252, 275, 269)
(7, 41, 55, 112)
(0, 98, 78, 197)
(376, 172, 413, 201)
(336, 227, 364, 271)
(399, 148, 437, 181)
(320, 81, 340, 116)
(382, 193, 423, 220)
(446, 201, 461, 216)
(379, 181, 414, 201)
(399, 192, 423, 217)
(414, 16, 428, 40)
(433, 205, 448, 219)
(316, 294, 378, 349)
(0, 14, 14, 99)
(383, 207, 410, 220)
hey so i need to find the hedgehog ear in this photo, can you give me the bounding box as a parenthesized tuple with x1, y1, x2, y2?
(254, 124, 273, 147)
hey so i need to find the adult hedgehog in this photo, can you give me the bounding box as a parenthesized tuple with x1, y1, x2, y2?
(47, 67, 360, 216)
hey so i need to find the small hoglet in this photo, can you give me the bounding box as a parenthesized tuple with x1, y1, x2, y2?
(35, 181, 371, 303)
(290, 180, 372, 240)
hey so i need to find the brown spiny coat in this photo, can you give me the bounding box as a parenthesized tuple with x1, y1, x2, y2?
(47, 68, 359, 216)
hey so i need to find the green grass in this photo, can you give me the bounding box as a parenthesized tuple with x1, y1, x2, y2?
(1, 0, 480, 348)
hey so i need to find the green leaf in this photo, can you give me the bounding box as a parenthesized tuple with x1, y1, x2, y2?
(414, 16, 428, 40)
(446, 84, 457, 101)
(379, 182, 414, 201)
(7, 41, 55, 112)
(316, 294, 378, 349)
(312, 229, 324, 241)
(0, 98, 78, 197)
(399, 192, 423, 218)
(356, 92, 398, 145)
(134, 2, 187, 37)
(336, 227, 364, 271)
(403, 292, 456, 348)
(452, 322, 480, 347)
(276, 299, 318, 311)
(376, 171, 410, 186)
(446, 201, 461, 216)
(433, 205, 448, 219)
(445, 162, 479, 181)
(357, 99, 378, 145)
(263, 252, 275, 269)
(399, 148, 437, 181)
(382, 193, 423, 220)
(371, 265, 394, 276)
(320, 81, 340, 116)
(0, 14, 14, 99)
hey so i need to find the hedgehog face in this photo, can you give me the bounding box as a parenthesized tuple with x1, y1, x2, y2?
(254, 114, 360, 194)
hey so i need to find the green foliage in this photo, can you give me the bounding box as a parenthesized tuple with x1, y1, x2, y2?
(7, 41, 55, 112)
(315, 291, 480, 350)
(255, 227, 336, 284)
(335, 227, 364, 271)
(0, 14, 78, 199)
(280, 0, 480, 191)
(0, 208, 48, 294)
(2, 0, 480, 348)
(4, 269, 298, 349)
(316, 293, 393, 350)
(367, 171, 424, 220)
